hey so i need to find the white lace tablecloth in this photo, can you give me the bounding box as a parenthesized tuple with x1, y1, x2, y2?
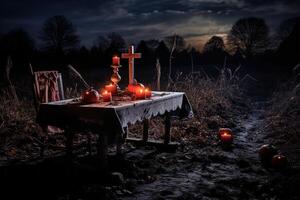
(37, 91, 193, 136)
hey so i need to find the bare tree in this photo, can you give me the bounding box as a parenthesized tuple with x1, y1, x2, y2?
(227, 17, 269, 58)
(145, 39, 160, 51)
(5, 57, 18, 103)
(107, 32, 126, 52)
(155, 58, 161, 91)
(277, 17, 300, 42)
(167, 35, 176, 89)
(203, 36, 225, 53)
(95, 35, 109, 52)
(164, 34, 186, 53)
(164, 35, 186, 89)
(40, 15, 79, 54)
(0, 28, 35, 56)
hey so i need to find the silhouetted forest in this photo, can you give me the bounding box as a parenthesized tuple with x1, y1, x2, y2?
(1, 15, 300, 85)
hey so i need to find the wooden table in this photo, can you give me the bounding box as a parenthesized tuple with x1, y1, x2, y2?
(37, 91, 193, 166)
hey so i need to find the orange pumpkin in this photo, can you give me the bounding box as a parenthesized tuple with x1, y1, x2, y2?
(272, 154, 287, 169)
(82, 88, 100, 103)
(127, 83, 145, 93)
(259, 144, 278, 163)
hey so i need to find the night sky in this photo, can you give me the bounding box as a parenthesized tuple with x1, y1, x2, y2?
(1, 0, 299, 48)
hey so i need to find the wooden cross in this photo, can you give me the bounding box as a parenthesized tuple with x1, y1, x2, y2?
(121, 45, 141, 85)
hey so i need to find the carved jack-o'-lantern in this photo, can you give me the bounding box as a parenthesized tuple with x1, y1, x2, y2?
(259, 144, 278, 163)
(272, 154, 287, 169)
(82, 88, 100, 103)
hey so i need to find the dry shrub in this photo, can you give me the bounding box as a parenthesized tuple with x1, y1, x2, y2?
(0, 89, 41, 160)
(265, 63, 300, 148)
(129, 67, 245, 144)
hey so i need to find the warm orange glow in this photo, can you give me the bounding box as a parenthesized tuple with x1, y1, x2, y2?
(135, 88, 145, 100)
(145, 88, 152, 98)
(105, 83, 117, 94)
(220, 131, 233, 144)
(86, 92, 89, 95)
(102, 90, 112, 102)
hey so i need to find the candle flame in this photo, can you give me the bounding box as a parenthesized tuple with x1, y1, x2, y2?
(103, 90, 108, 95)
(86, 91, 89, 95)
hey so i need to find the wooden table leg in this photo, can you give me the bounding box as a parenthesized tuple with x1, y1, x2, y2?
(124, 127, 128, 141)
(116, 133, 122, 155)
(87, 133, 92, 156)
(164, 112, 171, 145)
(97, 133, 108, 169)
(143, 119, 150, 144)
(65, 129, 74, 160)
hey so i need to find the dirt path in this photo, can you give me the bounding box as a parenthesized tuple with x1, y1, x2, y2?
(0, 99, 277, 200)
(121, 99, 272, 200)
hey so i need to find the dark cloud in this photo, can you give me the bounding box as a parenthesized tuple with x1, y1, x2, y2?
(1, 0, 299, 48)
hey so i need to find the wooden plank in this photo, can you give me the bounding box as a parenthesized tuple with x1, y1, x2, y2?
(126, 137, 178, 152)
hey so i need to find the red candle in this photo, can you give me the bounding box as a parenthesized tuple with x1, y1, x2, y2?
(145, 88, 151, 98)
(102, 90, 112, 102)
(220, 132, 233, 143)
(105, 83, 117, 94)
(112, 56, 120, 66)
(135, 88, 145, 100)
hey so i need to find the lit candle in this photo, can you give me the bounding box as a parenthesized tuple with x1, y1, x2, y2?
(105, 83, 117, 94)
(135, 88, 145, 100)
(102, 90, 112, 102)
(112, 56, 120, 66)
(145, 88, 151, 98)
(220, 132, 233, 144)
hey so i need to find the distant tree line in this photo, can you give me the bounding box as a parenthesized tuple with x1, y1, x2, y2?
(0, 15, 299, 81)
